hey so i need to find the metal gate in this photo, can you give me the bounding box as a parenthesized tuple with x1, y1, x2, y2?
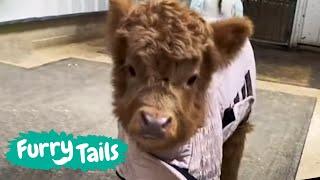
(243, 0, 297, 45)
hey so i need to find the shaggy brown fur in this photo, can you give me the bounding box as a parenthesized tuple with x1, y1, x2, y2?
(221, 122, 253, 180)
(107, 0, 253, 153)
(211, 17, 253, 61)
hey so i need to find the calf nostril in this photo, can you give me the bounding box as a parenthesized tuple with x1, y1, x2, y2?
(140, 111, 172, 129)
(162, 117, 172, 128)
(141, 111, 149, 125)
(162, 78, 169, 83)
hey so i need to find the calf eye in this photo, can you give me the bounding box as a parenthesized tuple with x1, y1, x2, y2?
(163, 78, 169, 82)
(187, 75, 198, 86)
(128, 66, 136, 77)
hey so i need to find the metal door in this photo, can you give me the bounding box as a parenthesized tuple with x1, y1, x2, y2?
(243, 0, 297, 45)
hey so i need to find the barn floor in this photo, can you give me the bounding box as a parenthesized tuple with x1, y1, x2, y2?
(0, 40, 319, 180)
(254, 42, 320, 89)
(253, 43, 320, 179)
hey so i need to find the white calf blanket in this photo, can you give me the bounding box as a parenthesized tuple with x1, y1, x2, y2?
(116, 39, 256, 179)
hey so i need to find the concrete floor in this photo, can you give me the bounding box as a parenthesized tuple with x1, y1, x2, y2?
(0, 13, 108, 69)
(238, 90, 315, 180)
(0, 39, 320, 179)
(0, 59, 118, 180)
(258, 81, 320, 180)
(253, 43, 320, 179)
(0, 58, 316, 180)
(0, 38, 112, 68)
(254, 42, 320, 89)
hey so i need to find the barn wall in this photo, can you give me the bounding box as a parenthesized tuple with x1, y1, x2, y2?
(299, 0, 320, 46)
(291, 0, 320, 47)
(0, 0, 108, 23)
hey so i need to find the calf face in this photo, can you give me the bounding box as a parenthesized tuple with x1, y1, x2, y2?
(107, 0, 253, 152)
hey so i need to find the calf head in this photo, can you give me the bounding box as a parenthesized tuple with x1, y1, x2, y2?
(107, 0, 253, 152)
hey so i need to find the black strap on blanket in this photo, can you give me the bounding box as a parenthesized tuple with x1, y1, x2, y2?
(224, 70, 253, 129)
(222, 107, 236, 128)
(116, 170, 126, 180)
(115, 164, 197, 180)
(168, 163, 197, 180)
(218, 0, 223, 14)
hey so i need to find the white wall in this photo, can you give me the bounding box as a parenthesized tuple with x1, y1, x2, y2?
(290, 0, 320, 47)
(299, 0, 320, 46)
(0, 0, 108, 23)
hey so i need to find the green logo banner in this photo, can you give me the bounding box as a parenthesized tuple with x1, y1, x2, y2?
(5, 130, 128, 171)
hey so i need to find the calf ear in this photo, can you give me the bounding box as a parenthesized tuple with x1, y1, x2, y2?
(107, 0, 132, 35)
(210, 17, 253, 61)
(107, 0, 133, 65)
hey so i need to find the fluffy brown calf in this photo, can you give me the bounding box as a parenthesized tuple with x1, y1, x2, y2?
(107, 0, 253, 153)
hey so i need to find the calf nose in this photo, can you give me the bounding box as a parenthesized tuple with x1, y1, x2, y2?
(139, 111, 172, 139)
